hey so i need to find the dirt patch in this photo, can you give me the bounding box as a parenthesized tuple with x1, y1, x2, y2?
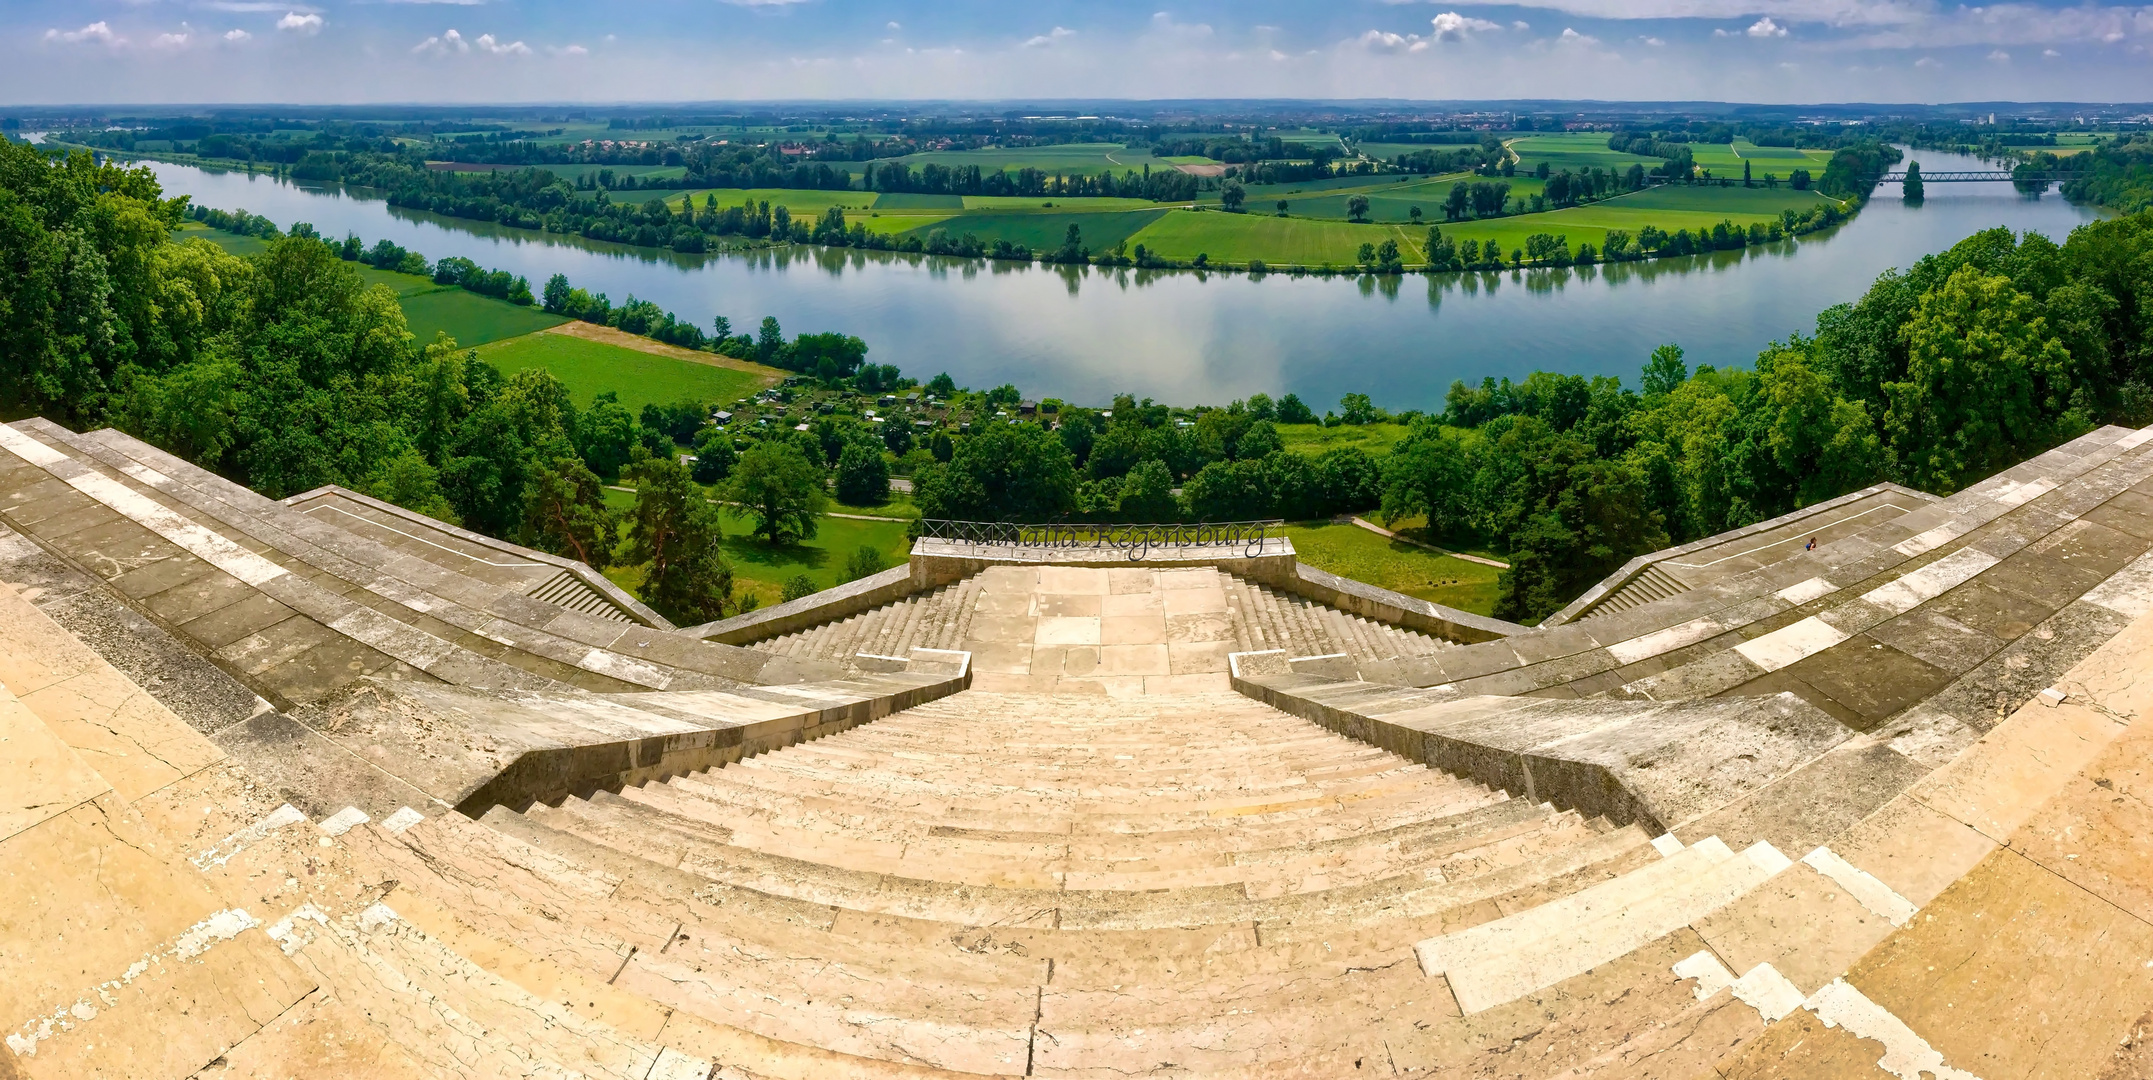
(543, 321, 787, 384)
(1172, 163, 1229, 178)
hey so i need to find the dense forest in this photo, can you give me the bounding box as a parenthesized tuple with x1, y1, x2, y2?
(9, 138, 2153, 625)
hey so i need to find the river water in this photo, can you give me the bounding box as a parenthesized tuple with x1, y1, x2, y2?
(137, 147, 2102, 410)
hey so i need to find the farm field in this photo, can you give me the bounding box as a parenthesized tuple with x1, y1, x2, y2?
(1123, 211, 1418, 265)
(905, 208, 1173, 252)
(880, 143, 1165, 176)
(1264, 175, 1544, 223)
(1507, 134, 1648, 174)
(667, 188, 880, 213)
(1279, 520, 1503, 616)
(473, 330, 774, 415)
(959, 195, 1166, 210)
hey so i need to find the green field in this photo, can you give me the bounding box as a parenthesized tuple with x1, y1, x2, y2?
(669, 188, 880, 214)
(1281, 521, 1502, 616)
(473, 332, 771, 415)
(906, 208, 1172, 252)
(880, 143, 1166, 177)
(960, 195, 1165, 211)
(599, 494, 914, 608)
(1276, 422, 1412, 456)
(875, 192, 966, 209)
(1125, 211, 1416, 265)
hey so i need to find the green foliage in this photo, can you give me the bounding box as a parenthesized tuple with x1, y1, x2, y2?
(728, 439, 827, 545)
(624, 454, 736, 624)
(835, 440, 891, 505)
(843, 544, 889, 583)
(781, 575, 818, 602)
(1117, 460, 1181, 521)
(521, 456, 614, 570)
(690, 427, 737, 484)
(913, 422, 1077, 522)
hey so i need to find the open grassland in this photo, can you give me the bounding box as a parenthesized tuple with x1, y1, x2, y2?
(1690, 141, 1833, 175)
(905, 208, 1172, 251)
(400, 289, 566, 348)
(1508, 134, 1649, 174)
(855, 211, 960, 236)
(1276, 422, 1412, 456)
(1125, 211, 1417, 264)
(881, 143, 1165, 176)
(474, 331, 771, 415)
(1269, 176, 1544, 223)
(598, 494, 915, 607)
(1280, 521, 1503, 616)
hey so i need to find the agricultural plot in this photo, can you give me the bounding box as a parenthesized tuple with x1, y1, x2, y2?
(670, 188, 880, 214)
(875, 193, 966, 209)
(516, 163, 690, 183)
(854, 211, 960, 236)
(879, 143, 1164, 177)
(960, 195, 1166, 211)
(904, 208, 1172, 252)
(473, 330, 770, 416)
(1272, 175, 1545, 223)
(1124, 211, 1418, 265)
(1508, 134, 1649, 174)
(1689, 141, 1831, 176)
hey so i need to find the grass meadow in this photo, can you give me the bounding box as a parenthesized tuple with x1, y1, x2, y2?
(598, 488, 916, 607)
(474, 332, 771, 415)
(904, 208, 1173, 252)
(1279, 520, 1503, 616)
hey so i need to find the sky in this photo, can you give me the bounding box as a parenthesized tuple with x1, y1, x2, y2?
(6, 0, 2153, 107)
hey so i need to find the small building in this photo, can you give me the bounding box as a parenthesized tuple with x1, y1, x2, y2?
(1019, 401, 1037, 417)
(711, 411, 733, 425)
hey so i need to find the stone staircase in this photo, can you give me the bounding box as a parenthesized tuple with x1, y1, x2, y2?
(1221, 574, 1452, 664)
(0, 420, 836, 710)
(750, 575, 987, 667)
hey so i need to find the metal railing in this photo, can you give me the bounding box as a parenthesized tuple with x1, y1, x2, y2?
(919, 519, 1284, 560)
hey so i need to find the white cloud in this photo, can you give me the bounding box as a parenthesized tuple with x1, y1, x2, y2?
(1416, 0, 1921, 26)
(412, 28, 465, 53)
(1360, 29, 1431, 51)
(45, 21, 121, 45)
(276, 11, 323, 33)
(1559, 26, 1600, 43)
(718, 0, 813, 6)
(2044, 46, 2061, 56)
(1430, 11, 1502, 40)
(198, 1, 309, 10)
(224, 28, 251, 41)
(1914, 54, 1940, 66)
(886, 21, 901, 31)
(153, 29, 192, 48)
(1987, 47, 2010, 61)
(1640, 34, 1666, 45)
(1747, 16, 1788, 36)
(1023, 26, 1075, 47)
(475, 33, 529, 54)
(548, 43, 587, 56)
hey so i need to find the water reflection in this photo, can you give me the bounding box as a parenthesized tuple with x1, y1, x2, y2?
(141, 149, 2103, 409)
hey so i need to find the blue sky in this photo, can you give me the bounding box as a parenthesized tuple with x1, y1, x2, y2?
(6, 0, 2152, 106)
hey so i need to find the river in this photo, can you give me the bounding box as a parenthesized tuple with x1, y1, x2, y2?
(135, 147, 2102, 410)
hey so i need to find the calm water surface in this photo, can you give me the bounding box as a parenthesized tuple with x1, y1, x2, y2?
(140, 148, 2102, 409)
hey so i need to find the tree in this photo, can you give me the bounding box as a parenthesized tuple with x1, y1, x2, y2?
(574, 392, 641, 481)
(1118, 460, 1180, 520)
(914, 423, 1078, 521)
(1276, 393, 1316, 424)
(781, 575, 817, 602)
(624, 454, 735, 624)
(362, 448, 458, 524)
(1347, 195, 1372, 223)
(1884, 266, 2072, 491)
(1221, 182, 1247, 213)
(835, 439, 891, 505)
(691, 427, 737, 484)
(843, 544, 889, 582)
(1902, 160, 1925, 203)
(756, 316, 786, 363)
(1409, 206, 1424, 226)
(1236, 419, 1283, 459)
(542, 273, 573, 314)
(1641, 343, 1689, 396)
(521, 457, 614, 570)
(728, 439, 827, 544)
(1276, 199, 1290, 217)
(1339, 393, 1378, 425)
